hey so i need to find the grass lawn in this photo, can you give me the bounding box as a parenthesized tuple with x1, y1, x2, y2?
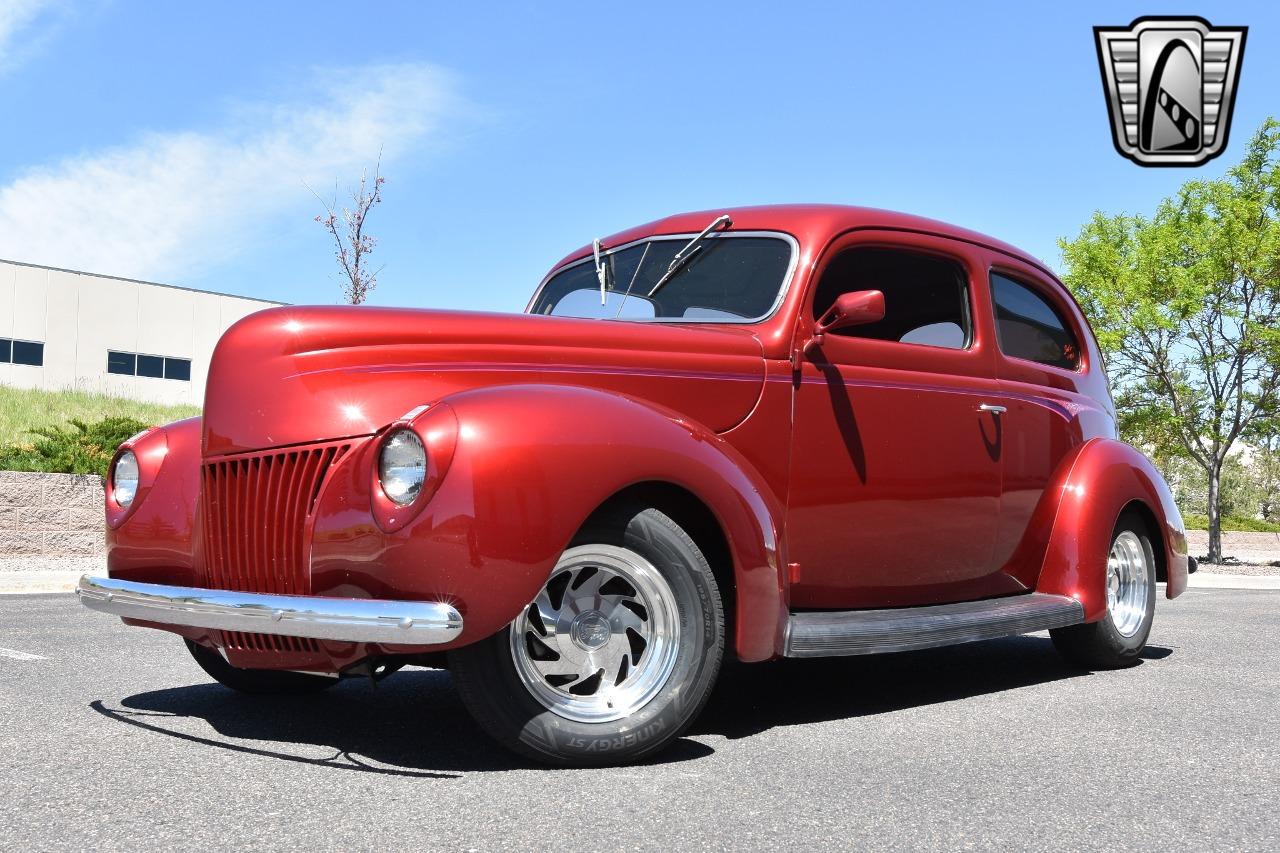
(0, 384, 199, 444)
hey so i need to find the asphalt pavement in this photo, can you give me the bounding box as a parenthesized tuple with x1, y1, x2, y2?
(1, 589, 1276, 851)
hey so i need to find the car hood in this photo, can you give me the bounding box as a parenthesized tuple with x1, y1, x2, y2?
(202, 306, 767, 456)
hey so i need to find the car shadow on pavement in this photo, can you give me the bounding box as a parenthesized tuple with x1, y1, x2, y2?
(693, 636, 1174, 740)
(89, 637, 1173, 774)
(89, 670, 712, 778)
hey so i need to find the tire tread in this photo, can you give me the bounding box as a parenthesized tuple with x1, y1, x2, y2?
(1050, 511, 1157, 670)
(449, 501, 724, 766)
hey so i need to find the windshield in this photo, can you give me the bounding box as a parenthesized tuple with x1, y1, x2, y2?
(528, 234, 793, 322)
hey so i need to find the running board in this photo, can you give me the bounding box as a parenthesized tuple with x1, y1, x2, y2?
(784, 593, 1085, 658)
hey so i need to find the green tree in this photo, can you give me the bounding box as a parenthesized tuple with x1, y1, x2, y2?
(1059, 119, 1280, 563)
(1218, 454, 1265, 519)
(1244, 427, 1280, 522)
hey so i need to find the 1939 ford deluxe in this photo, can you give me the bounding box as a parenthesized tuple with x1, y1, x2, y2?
(78, 205, 1190, 765)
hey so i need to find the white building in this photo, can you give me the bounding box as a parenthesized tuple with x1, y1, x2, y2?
(0, 258, 283, 407)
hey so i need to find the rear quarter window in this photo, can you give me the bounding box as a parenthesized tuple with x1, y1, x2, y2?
(990, 272, 1080, 370)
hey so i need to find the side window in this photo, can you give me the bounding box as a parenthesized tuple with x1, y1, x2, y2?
(812, 247, 971, 349)
(990, 272, 1079, 370)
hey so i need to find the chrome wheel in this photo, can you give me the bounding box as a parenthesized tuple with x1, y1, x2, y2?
(509, 544, 681, 723)
(1107, 530, 1150, 638)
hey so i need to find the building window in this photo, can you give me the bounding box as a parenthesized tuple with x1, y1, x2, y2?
(1, 337, 44, 366)
(106, 350, 192, 381)
(136, 354, 164, 378)
(106, 351, 136, 375)
(164, 357, 191, 381)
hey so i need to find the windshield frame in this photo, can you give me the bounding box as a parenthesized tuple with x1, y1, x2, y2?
(525, 230, 800, 324)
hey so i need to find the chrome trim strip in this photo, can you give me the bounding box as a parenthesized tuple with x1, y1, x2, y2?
(784, 593, 1084, 658)
(75, 575, 464, 646)
(524, 230, 801, 325)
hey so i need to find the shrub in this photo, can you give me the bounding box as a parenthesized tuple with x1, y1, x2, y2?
(0, 416, 151, 476)
(1181, 513, 1280, 534)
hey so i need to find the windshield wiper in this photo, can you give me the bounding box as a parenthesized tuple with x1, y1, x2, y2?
(593, 238, 609, 305)
(646, 214, 732, 297)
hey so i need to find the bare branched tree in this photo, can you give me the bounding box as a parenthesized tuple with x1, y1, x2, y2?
(313, 159, 386, 304)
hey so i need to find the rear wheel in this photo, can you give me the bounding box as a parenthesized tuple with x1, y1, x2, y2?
(449, 504, 724, 766)
(1050, 511, 1157, 669)
(184, 639, 338, 695)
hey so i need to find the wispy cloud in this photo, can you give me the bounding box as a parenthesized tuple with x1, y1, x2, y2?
(0, 0, 67, 73)
(0, 62, 457, 280)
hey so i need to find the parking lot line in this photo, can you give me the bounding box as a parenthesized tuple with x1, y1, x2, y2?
(0, 646, 47, 661)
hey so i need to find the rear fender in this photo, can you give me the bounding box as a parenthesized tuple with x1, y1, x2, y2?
(1030, 438, 1189, 621)
(309, 385, 786, 661)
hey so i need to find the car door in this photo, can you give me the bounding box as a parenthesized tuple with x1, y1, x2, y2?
(979, 254, 1103, 583)
(785, 231, 1024, 609)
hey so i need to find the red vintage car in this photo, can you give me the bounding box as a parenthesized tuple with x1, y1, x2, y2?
(78, 205, 1190, 766)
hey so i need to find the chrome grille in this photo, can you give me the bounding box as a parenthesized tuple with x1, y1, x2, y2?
(201, 441, 351, 595)
(222, 630, 321, 655)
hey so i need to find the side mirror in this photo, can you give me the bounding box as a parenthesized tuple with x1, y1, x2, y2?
(802, 290, 886, 358)
(818, 290, 886, 333)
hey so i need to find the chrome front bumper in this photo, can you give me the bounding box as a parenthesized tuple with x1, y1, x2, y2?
(75, 575, 464, 645)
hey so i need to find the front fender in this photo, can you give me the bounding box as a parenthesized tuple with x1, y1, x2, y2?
(309, 385, 786, 660)
(106, 416, 204, 586)
(1030, 438, 1189, 622)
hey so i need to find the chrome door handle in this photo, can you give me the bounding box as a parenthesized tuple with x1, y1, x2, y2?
(978, 404, 1007, 414)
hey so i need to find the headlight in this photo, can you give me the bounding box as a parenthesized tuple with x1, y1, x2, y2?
(378, 429, 426, 505)
(112, 451, 139, 508)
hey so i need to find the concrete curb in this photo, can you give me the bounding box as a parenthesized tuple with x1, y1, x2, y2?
(1183, 572, 1280, 591)
(0, 570, 102, 595)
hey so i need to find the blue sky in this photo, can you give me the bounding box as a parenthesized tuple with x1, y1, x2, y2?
(0, 1, 1275, 312)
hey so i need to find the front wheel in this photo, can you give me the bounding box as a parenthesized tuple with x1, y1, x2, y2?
(448, 504, 724, 766)
(1050, 511, 1157, 669)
